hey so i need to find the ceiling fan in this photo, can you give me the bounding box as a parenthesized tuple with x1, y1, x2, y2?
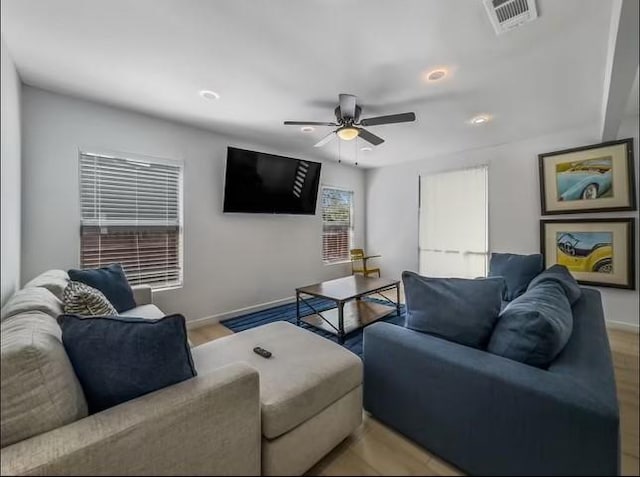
(284, 93, 416, 147)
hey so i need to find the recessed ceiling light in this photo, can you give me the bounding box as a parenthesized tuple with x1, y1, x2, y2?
(199, 90, 220, 100)
(470, 115, 491, 125)
(360, 146, 373, 152)
(425, 68, 448, 82)
(300, 126, 315, 133)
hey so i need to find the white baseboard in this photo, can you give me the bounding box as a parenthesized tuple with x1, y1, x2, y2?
(186, 295, 297, 330)
(606, 320, 640, 333)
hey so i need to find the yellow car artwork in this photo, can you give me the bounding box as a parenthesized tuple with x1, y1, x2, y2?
(556, 232, 613, 274)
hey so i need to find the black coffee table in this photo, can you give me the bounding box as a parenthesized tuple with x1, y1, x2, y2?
(295, 275, 400, 343)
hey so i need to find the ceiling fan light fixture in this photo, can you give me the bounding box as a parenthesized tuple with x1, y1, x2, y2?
(337, 127, 359, 141)
(300, 126, 315, 133)
(360, 146, 373, 152)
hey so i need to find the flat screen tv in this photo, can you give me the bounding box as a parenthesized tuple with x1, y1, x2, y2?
(223, 147, 322, 214)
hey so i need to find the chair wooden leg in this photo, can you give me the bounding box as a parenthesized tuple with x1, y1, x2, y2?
(377, 270, 381, 278)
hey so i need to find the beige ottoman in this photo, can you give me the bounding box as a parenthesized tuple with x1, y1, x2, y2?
(192, 321, 363, 476)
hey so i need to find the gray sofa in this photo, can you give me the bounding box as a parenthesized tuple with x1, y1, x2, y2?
(1, 270, 362, 476)
(0, 271, 261, 476)
(363, 288, 620, 476)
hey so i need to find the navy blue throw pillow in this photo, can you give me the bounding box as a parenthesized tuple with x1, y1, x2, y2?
(402, 271, 504, 349)
(527, 264, 582, 305)
(59, 314, 196, 413)
(68, 264, 136, 313)
(488, 279, 573, 368)
(488, 253, 544, 301)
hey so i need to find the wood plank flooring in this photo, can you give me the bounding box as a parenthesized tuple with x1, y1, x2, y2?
(189, 316, 639, 476)
(609, 328, 640, 476)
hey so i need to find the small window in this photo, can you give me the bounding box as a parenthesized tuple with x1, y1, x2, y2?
(322, 187, 354, 264)
(79, 152, 183, 289)
(419, 166, 489, 278)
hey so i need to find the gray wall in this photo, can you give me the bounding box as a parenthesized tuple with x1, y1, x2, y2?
(366, 118, 640, 328)
(21, 86, 366, 322)
(1, 37, 21, 305)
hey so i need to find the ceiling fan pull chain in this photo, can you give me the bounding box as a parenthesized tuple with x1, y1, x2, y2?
(354, 138, 359, 166)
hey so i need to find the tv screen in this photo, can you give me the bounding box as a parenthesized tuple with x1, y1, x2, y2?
(223, 147, 322, 214)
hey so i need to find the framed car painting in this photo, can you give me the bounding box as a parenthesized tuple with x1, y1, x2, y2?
(540, 218, 636, 289)
(538, 138, 636, 215)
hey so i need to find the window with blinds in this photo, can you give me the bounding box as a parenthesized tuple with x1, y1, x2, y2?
(322, 187, 354, 264)
(419, 166, 488, 278)
(79, 152, 183, 289)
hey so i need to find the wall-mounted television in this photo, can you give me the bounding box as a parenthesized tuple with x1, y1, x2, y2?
(223, 147, 322, 214)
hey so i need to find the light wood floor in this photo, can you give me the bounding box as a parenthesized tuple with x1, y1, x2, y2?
(189, 317, 640, 476)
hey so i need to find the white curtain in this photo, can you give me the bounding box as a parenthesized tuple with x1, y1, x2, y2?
(419, 166, 488, 278)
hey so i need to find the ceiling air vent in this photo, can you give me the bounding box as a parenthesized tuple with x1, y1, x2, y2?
(483, 0, 538, 35)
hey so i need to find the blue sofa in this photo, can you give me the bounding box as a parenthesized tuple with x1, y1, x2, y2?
(363, 288, 619, 476)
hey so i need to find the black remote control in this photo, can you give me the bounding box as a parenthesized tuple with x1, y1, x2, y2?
(253, 346, 272, 358)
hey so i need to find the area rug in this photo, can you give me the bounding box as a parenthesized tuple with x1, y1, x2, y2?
(221, 297, 406, 358)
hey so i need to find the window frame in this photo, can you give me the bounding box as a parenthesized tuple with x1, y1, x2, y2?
(77, 148, 185, 290)
(320, 185, 355, 265)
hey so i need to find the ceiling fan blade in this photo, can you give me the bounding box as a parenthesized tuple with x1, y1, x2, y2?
(339, 94, 357, 119)
(357, 128, 385, 146)
(314, 132, 336, 148)
(284, 121, 337, 126)
(360, 112, 416, 127)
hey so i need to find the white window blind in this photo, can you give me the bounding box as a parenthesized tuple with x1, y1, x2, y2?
(322, 187, 354, 264)
(79, 152, 183, 289)
(419, 166, 488, 278)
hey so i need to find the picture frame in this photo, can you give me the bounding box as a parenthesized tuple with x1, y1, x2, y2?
(540, 218, 636, 290)
(538, 138, 636, 215)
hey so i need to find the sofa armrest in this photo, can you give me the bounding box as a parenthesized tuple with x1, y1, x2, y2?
(363, 322, 619, 476)
(131, 284, 152, 306)
(0, 363, 261, 476)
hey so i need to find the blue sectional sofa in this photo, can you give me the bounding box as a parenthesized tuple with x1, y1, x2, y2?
(363, 288, 619, 476)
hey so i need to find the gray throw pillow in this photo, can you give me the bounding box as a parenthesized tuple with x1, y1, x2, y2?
(63, 281, 118, 316)
(488, 272, 575, 368)
(402, 271, 504, 349)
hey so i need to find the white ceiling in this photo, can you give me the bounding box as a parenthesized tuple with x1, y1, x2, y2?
(0, 0, 620, 167)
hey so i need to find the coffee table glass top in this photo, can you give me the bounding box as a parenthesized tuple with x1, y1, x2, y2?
(296, 275, 399, 302)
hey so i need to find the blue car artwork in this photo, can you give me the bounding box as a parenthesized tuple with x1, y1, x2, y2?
(556, 158, 612, 201)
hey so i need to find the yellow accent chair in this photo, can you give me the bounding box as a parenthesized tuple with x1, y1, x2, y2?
(350, 249, 381, 278)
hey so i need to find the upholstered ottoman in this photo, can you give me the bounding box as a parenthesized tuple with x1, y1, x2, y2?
(192, 321, 363, 476)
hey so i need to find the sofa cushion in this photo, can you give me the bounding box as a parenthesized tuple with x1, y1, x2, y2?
(1, 312, 88, 447)
(0, 287, 63, 322)
(488, 253, 544, 301)
(192, 321, 362, 440)
(68, 264, 136, 313)
(528, 264, 581, 305)
(119, 304, 165, 320)
(403, 271, 504, 349)
(23, 270, 69, 301)
(59, 314, 196, 413)
(488, 280, 573, 368)
(63, 281, 118, 316)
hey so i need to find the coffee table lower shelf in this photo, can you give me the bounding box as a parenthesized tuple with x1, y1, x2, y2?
(300, 300, 396, 339)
